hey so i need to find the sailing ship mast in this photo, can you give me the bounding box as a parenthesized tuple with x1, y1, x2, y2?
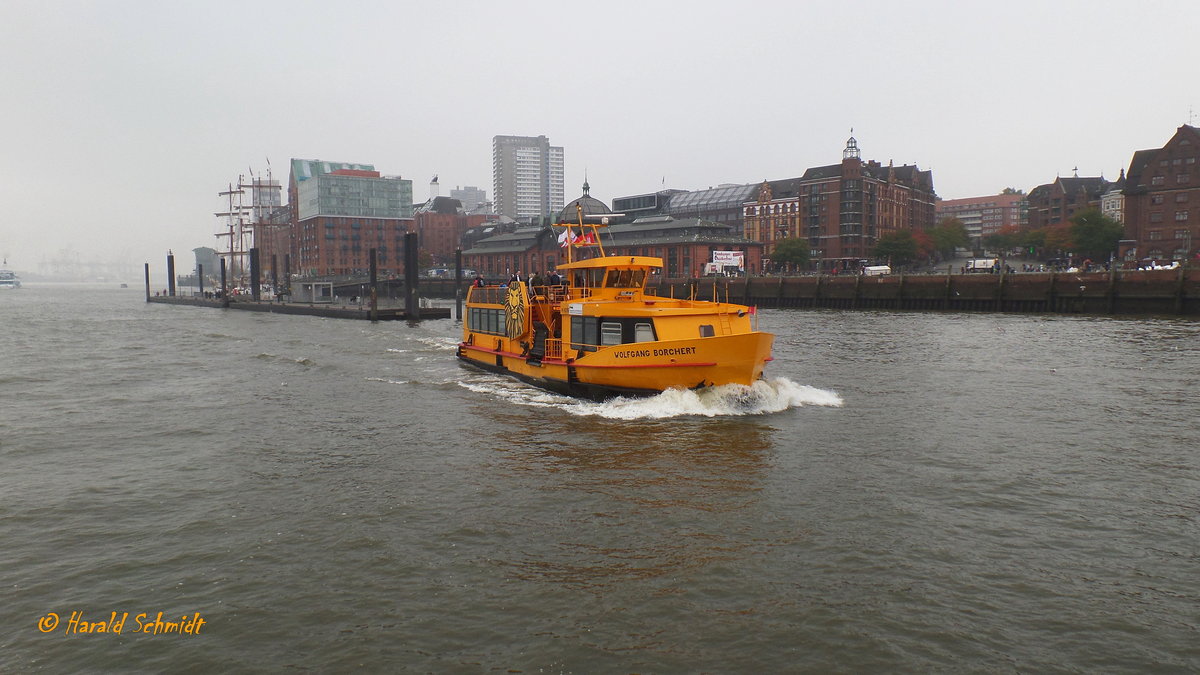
(214, 179, 252, 287)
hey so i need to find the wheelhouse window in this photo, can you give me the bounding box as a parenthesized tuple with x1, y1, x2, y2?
(605, 269, 646, 288)
(570, 268, 606, 288)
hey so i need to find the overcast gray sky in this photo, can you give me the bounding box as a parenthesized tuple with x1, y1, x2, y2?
(2, 0, 1197, 274)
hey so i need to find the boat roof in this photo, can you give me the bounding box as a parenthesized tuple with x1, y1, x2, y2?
(555, 255, 662, 271)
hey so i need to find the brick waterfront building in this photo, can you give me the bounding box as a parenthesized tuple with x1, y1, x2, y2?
(599, 216, 763, 277)
(413, 196, 492, 267)
(742, 136, 936, 273)
(463, 182, 612, 278)
(935, 193, 1028, 248)
(462, 217, 763, 279)
(464, 183, 762, 278)
(1121, 124, 1200, 263)
(1025, 175, 1110, 230)
(287, 159, 414, 277)
(461, 225, 558, 279)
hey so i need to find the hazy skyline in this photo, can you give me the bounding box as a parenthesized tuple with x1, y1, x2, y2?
(2, 0, 1197, 277)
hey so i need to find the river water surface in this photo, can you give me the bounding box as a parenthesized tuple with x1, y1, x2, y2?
(2, 284, 1198, 672)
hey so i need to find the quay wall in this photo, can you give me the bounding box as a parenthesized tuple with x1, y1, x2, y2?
(411, 268, 1199, 317)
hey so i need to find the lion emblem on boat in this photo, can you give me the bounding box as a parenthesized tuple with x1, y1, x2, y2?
(504, 283, 527, 339)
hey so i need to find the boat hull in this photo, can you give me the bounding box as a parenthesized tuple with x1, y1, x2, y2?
(457, 331, 774, 401)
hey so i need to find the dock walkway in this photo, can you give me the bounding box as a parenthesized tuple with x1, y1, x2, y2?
(146, 295, 450, 320)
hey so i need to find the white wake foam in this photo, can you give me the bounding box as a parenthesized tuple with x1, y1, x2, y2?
(412, 336, 460, 351)
(457, 376, 841, 419)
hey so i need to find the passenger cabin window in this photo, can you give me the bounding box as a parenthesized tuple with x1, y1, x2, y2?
(570, 316, 599, 352)
(601, 321, 623, 346)
(571, 317, 657, 350)
(467, 307, 507, 336)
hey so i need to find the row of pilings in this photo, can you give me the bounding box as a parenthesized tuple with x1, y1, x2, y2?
(145, 233, 436, 321)
(149, 244, 1198, 318)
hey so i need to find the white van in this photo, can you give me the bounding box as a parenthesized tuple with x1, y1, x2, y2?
(862, 265, 891, 276)
(965, 259, 998, 273)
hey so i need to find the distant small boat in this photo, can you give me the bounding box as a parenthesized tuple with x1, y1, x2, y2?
(0, 261, 20, 289)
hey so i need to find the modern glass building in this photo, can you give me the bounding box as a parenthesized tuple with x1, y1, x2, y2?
(295, 173, 412, 221)
(291, 160, 412, 221)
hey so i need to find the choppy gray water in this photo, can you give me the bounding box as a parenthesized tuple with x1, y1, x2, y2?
(2, 284, 1198, 672)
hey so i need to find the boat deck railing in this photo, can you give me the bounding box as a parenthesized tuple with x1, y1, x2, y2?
(529, 285, 574, 303)
(468, 284, 588, 305)
(466, 286, 505, 305)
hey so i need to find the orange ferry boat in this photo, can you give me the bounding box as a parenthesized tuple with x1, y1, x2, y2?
(456, 211, 774, 400)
